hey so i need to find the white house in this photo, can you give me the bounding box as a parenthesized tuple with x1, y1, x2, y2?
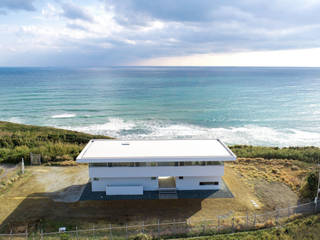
(76, 139, 236, 196)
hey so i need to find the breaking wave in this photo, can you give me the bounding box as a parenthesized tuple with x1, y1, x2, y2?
(64, 118, 320, 147)
(51, 113, 76, 119)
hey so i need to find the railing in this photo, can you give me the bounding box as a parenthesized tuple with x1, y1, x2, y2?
(1, 200, 319, 240)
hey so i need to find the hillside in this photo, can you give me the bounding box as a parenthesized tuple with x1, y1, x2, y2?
(1, 121, 320, 165)
(0, 121, 112, 164)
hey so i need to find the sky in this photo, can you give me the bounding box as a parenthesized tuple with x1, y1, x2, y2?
(1, 0, 320, 67)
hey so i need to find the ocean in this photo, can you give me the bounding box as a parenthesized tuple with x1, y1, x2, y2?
(1, 67, 320, 146)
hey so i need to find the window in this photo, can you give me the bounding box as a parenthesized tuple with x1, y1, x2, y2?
(151, 177, 157, 180)
(93, 178, 99, 181)
(199, 181, 219, 186)
(89, 161, 223, 167)
(179, 176, 184, 180)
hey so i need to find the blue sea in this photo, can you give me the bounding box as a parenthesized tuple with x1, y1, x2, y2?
(1, 67, 320, 146)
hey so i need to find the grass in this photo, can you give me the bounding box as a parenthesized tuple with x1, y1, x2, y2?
(176, 213, 320, 240)
(0, 121, 112, 164)
(1, 121, 320, 165)
(230, 145, 320, 164)
(227, 158, 315, 193)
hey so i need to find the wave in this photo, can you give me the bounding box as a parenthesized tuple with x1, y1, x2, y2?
(51, 113, 76, 119)
(63, 118, 320, 147)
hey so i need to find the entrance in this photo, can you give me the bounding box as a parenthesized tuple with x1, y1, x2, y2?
(158, 176, 176, 189)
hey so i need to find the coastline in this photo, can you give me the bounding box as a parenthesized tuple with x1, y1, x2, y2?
(0, 121, 319, 165)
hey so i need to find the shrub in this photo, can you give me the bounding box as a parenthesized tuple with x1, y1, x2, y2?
(0, 121, 112, 164)
(230, 145, 320, 163)
(130, 233, 153, 240)
(299, 171, 319, 199)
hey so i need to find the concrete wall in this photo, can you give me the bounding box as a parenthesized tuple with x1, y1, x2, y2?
(91, 177, 158, 191)
(176, 176, 221, 190)
(106, 185, 143, 195)
(91, 176, 222, 192)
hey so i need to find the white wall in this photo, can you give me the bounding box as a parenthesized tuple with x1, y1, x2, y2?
(89, 165, 224, 178)
(91, 177, 158, 192)
(106, 186, 143, 195)
(176, 176, 221, 190)
(91, 176, 222, 192)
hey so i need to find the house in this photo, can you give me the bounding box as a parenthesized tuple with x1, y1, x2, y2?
(76, 139, 236, 196)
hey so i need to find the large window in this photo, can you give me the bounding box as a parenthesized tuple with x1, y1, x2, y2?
(89, 161, 223, 167)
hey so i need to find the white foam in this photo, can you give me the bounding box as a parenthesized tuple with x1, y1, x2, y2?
(64, 118, 320, 147)
(51, 113, 76, 119)
(69, 117, 135, 133)
(6, 117, 23, 124)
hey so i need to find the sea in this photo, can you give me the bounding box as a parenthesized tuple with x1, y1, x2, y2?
(1, 67, 320, 147)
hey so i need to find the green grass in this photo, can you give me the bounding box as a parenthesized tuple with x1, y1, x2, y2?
(1, 121, 320, 165)
(230, 145, 320, 163)
(0, 121, 112, 164)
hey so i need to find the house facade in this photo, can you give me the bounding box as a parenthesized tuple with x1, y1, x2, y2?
(76, 139, 236, 195)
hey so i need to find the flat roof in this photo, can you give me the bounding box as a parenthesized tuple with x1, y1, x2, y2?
(76, 139, 237, 163)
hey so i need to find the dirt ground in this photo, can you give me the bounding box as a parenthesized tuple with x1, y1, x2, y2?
(0, 158, 309, 233)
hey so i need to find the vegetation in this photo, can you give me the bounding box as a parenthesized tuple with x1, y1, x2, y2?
(230, 145, 320, 163)
(300, 171, 319, 199)
(176, 213, 320, 240)
(0, 121, 111, 164)
(1, 121, 320, 165)
(229, 158, 312, 194)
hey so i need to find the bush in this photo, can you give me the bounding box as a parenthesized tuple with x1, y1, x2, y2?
(300, 171, 319, 199)
(0, 121, 112, 164)
(230, 145, 320, 163)
(131, 233, 153, 240)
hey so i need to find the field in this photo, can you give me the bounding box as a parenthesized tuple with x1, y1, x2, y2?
(0, 157, 316, 234)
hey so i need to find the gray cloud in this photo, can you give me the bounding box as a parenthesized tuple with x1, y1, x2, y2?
(104, 0, 320, 55)
(2, 0, 320, 66)
(61, 3, 93, 22)
(0, 0, 35, 11)
(66, 23, 88, 31)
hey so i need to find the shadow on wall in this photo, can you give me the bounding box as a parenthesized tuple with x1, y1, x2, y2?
(0, 184, 203, 234)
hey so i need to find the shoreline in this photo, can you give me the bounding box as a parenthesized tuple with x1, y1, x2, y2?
(0, 121, 319, 165)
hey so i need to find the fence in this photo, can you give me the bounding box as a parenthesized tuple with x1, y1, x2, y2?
(1, 201, 319, 240)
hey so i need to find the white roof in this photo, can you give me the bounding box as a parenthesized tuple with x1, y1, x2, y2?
(76, 139, 237, 163)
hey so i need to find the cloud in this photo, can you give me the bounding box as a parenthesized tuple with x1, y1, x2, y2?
(1, 0, 320, 66)
(0, 0, 36, 11)
(0, 10, 7, 15)
(107, 0, 217, 23)
(61, 3, 93, 22)
(66, 23, 88, 31)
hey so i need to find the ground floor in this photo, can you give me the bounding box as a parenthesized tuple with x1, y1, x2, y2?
(81, 179, 233, 200)
(91, 176, 222, 195)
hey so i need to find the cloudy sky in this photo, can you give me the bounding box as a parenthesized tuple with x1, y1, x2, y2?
(1, 0, 320, 67)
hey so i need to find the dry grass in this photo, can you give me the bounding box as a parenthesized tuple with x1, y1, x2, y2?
(227, 158, 314, 193)
(0, 158, 311, 233)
